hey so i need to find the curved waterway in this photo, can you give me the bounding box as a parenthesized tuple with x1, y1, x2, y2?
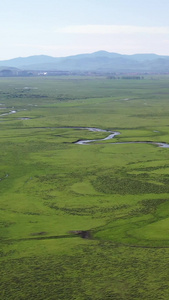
(75, 128, 120, 145)
(0, 110, 17, 117)
(74, 127, 169, 148)
(0, 109, 27, 117)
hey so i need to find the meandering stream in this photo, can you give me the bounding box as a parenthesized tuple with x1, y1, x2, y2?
(0, 109, 28, 117)
(75, 128, 120, 145)
(0, 110, 168, 148)
(74, 127, 169, 148)
(0, 110, 17, 117)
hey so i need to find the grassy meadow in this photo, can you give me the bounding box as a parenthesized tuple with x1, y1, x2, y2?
(1, 75, 169, 299)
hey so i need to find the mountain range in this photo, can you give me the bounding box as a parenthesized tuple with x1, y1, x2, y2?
(1, 51, 169, 73)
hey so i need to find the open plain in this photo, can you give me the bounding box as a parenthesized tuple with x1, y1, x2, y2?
(1, 76, 169, 299)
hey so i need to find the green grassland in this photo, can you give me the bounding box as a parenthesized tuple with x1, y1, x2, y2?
(1, 76, 169, 299)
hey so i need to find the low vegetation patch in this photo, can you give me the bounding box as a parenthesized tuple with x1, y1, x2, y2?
(1, 76, 169, 299)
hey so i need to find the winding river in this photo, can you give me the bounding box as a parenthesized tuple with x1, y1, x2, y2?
(0, 110, 17, 117)
(75, 128, 120, 145)
(0, 109, 28, 117)
(0, 110, 168, 148)
(74, 127, 169, 148)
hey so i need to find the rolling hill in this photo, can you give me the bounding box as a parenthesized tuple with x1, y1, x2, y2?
(1, 51, 169, 73)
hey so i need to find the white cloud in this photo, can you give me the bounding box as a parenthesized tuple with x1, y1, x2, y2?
(54, 25, 169, 35)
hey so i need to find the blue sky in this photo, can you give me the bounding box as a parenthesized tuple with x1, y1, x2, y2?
(1, 0, 169, 59)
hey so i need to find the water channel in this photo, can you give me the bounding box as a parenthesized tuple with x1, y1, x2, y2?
(0, 110, 168, 148)
(74, 127, 169, 148)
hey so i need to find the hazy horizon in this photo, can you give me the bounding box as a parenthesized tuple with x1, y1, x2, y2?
(1, 50, 169, 62)
(1, 0, 169, 60)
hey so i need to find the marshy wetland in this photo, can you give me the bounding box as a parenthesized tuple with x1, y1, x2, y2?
(1, 76, 169, 299)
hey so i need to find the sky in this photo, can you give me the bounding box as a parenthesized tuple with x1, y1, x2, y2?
(1, 0, 169, 59)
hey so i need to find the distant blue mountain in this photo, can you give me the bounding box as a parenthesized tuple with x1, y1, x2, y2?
(0, 51, 169, 73)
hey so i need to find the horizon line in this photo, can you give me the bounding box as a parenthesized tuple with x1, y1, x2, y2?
(0, 50, 168, 61)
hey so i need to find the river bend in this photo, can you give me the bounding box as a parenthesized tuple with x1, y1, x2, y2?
(74, 127, 169, 148)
